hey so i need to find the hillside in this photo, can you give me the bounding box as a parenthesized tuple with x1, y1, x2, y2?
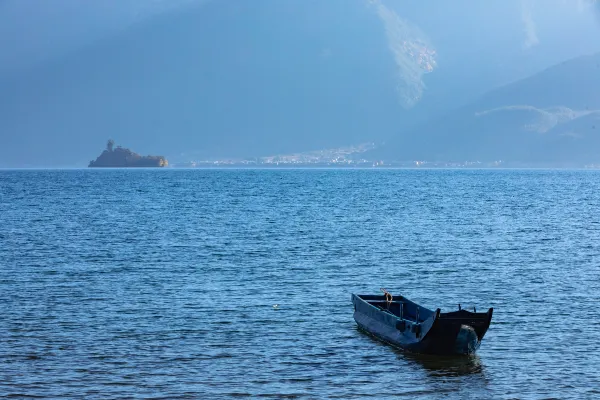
(1, 1, 600, 167)
(371, 52, 600, 165)
(0, 0, 403, 167)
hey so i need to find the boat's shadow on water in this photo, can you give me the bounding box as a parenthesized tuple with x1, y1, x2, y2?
(399, 352, 484, 377)
(358, 328, 484, 377)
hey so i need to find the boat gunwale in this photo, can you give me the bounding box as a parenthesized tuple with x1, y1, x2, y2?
(355, 294, 492, 321)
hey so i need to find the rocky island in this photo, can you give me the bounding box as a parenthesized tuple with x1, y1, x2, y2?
(89, 140, 168, 168)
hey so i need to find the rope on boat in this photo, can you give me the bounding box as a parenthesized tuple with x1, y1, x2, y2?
(380, 288, 393, 309)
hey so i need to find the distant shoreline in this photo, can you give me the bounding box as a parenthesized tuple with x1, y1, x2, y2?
(2, 166, 600, 171)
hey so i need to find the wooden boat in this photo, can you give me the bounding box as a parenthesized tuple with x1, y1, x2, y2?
(352, 289, 493, 355)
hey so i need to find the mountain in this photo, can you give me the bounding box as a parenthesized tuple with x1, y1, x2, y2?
(0, 0, 402, 167)
(1, 0, 600, 167)
(370, 52, 600, 165)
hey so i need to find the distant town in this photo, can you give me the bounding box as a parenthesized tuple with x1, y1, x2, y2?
(171, 143, 379, 168)
(169, 143, 508, 168)
(165, 142, 600, 169)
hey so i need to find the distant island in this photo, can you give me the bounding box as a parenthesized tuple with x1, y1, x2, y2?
(88, 140, 168, 168)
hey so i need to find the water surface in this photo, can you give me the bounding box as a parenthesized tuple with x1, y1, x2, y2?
(1, 169, 599, 399)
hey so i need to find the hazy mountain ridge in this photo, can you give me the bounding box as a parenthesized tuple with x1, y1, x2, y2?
(0, 0, 406, 167)
(474, 106, 600, 134)
(2, 1, 600, 167)
(371, 52, 600, 164)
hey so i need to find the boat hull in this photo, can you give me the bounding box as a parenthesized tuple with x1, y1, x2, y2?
(352, 294, 492, 355)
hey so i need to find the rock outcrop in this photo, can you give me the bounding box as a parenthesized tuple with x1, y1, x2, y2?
(89, 141, 168, 167)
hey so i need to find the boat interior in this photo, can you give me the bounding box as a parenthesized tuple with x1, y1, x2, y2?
(357, 294, 435, 323)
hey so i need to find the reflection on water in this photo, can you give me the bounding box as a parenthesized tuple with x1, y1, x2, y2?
(358, 327, 484, 377)
(402, 352, 484, 377)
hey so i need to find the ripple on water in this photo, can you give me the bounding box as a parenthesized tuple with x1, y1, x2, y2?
(1, 169, 600, 399)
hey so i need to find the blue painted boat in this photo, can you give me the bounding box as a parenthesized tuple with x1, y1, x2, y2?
(352, 290, 493, 355)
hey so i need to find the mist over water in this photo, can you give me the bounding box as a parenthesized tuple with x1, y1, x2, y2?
(1, 169, 599, 398)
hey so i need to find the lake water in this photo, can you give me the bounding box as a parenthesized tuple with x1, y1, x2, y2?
(1, 169, 599, 399)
